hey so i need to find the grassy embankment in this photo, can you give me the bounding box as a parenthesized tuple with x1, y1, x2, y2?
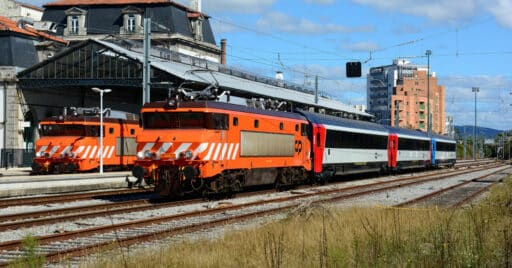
(17, 175, 512, 268)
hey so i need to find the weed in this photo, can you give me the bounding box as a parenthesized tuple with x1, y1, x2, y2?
(9, 235, 45, 268)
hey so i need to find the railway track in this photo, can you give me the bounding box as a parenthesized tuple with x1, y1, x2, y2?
(0, 188, 152, 208)
(0, 163, 502, 233)
(396, 167, 510, 208)
(0, 163, 509, 266)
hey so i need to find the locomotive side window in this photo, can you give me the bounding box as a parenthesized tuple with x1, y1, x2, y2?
(295, 124, 299, 132)
(233, 117, 238, 126)
(301, 123, 308, 136)
(254, 120, 259, 128)
(280, 122, 284, 130)
(130, 129, 135, 135)
(109, 127, 114, 134)
(212, 113, 228, 130)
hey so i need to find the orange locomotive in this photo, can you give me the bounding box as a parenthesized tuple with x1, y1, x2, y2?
(32, 107, 140, 174)
(132, 100, 312, 197)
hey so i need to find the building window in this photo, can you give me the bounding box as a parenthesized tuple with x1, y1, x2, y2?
(127, 15, 136, 32)
(71, 16, 79, 34)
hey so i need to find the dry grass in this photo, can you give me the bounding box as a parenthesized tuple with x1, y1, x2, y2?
(81, 175, 512, 268)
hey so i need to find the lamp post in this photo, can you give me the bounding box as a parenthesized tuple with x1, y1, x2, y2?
(425, 50, 432, 135)
(91, 87, 112, 174)
(472, 87, 479, 160)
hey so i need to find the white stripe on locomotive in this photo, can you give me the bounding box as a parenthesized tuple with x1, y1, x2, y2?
(81, 146, 91, 159)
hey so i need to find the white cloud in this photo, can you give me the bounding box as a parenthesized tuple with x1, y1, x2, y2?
(351, 0, 477, 22)
(256, 12, 374, 35)
(304, 0, 335, 5)
(486, 0, 512, 28)
(341, 41, 380, 52)
(439, 74, 512, 129)
(202, 0, 276, 14)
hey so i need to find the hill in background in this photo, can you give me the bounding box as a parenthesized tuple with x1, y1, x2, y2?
(455, 125, 510, 139)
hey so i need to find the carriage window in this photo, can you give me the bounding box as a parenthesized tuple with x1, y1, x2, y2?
(109, 128, 114, 134)
(254, 120, 259, 128)
(279, 122, 284, 130)
(233, 117, 238, 126)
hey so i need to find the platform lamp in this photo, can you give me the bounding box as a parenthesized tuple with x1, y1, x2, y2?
(91, 87, 112, 174)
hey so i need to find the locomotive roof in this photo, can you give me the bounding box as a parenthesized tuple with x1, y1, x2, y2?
(40, 116, 139, 124)
(141, 101, 307, 121)
(297, 110, 388, 133)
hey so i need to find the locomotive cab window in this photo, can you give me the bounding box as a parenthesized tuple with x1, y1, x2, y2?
(295, 124, 299, 132)
(279, 122, 284, 130)
(254, 120, 259, 128)
(143, 112, 228, 130)
(130, 129, 135, 135)
(40, 124, 101, 137)
(109, 127, 114, 134)
(233, 117, 238, 126)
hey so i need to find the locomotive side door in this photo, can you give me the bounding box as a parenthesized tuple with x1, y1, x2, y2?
(387, 134, 398, 169)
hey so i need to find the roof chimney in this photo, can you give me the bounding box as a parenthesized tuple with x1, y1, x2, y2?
(190, 0, 202, 12)
(221, 38, 227, 64)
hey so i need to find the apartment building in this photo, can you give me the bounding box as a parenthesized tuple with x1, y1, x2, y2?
(367, 59, 446, 134)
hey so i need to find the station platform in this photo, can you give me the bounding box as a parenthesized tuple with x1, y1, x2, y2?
(0, 167, 138, 198)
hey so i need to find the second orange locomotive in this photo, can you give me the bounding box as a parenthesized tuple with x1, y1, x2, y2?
(32, 107, 140, 174)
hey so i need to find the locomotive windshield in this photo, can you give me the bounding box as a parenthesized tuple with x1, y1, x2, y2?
(143, 112, 228, 130)
(40, 124, 100, 137)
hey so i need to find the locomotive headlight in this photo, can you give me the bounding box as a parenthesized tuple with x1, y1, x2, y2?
(136, 151, 145, 160)
(184, 150, 193, 160)
(144, 150, 156, 159)
(67, 151, 75, 158)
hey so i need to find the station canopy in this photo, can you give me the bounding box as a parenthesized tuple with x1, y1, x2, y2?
(18, 39, 372, 120)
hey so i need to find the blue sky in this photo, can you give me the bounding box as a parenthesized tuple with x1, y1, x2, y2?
(27, 0, 512, 131)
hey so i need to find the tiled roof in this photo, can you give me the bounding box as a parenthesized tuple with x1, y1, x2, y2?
(0, 16, 68, 44)
(44, 0, 173, 7)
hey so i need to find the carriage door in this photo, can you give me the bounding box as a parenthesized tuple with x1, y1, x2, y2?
(387, 134, 398, 169)
(431, 138, 436, 166)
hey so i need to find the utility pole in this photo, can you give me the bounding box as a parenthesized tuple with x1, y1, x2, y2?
(426, 50, 432, 135)
(463, 126, 466, 160)
(472, 87, 479, 160)
(142, 17, 151, 104)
